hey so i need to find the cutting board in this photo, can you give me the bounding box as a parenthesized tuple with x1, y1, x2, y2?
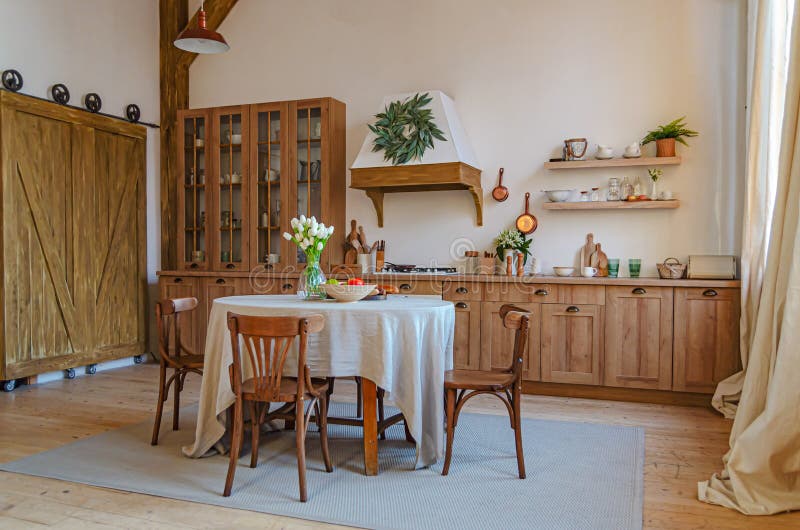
(580, 233, 596, 269)
(590, 243, 609, 277)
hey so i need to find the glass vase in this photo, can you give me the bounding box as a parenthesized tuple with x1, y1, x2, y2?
(300, 252, 326, 300)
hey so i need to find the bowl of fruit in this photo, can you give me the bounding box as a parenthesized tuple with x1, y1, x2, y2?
(323, 278, 378, 303)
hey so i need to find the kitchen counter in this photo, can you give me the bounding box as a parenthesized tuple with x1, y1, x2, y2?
(157, 269, 740, 288)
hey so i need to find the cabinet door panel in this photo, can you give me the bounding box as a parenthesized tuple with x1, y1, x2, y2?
(481, 302, 541, 380)
(541, 304, 602, 385)
(177, 110, 211, 271)
(198, 277, 245, 353)
(452, 301, 481, 370)
(673, 288, 740, 393)
(604, 286, 673, 390)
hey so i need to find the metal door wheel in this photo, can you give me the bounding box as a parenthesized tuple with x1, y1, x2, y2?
(85, 364, 97, 375)
(133, 355, 144, 364)
(64, 368, 76, 379)
(2, 380, 16, 392)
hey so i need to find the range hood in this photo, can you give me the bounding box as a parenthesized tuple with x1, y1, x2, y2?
(350, 90, 483, 227)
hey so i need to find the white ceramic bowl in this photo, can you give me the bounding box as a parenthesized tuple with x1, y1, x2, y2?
(323, 284, 377, 303)
(543, 190, 572, 202)
(552, 266, 575, 277)
(230, 133, 242, 144)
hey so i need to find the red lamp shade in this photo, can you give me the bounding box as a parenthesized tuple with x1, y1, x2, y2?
(174, 7, 229, 54)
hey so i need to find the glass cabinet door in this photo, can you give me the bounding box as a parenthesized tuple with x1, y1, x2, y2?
(294, 104, 324, 264)
(213, 107, 249, 271)
(179, 112, 209, 270)
(251, 104, 285, 269)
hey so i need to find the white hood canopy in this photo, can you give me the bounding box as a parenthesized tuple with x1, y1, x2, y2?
(350, 90, 483, 227)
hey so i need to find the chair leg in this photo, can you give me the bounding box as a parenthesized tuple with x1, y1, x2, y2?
(223, 400, 244, 497)
(151, 362, 167, 445)
(377, 388, 386, 440)
(172, 368, 181, 430)
(403, 416, 415, 444)
(296, 399, 308, 502)
(249, 401, 260, 468)
(512, 386, 526, 479)
(442, 388, 456, 476)
(318, 395, 333, 472)
(355, 377, 362, 418)
(325, 377, 335, 415)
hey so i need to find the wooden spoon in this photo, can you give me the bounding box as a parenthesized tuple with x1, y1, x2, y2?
(491, 168, 508, 202)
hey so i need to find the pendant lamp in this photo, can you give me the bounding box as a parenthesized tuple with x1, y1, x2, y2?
(174, 3, 229, 54)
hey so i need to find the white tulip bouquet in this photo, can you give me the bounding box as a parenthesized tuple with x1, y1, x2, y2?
(283, 215, 334, 299)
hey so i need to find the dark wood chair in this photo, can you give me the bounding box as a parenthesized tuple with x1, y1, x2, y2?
(152, 297, 203, 446)
(224, 312, 333, 502)
(442, 304, 530, 478)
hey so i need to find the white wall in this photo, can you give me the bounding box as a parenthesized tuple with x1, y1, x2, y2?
(0, 0, 161, 283)
(190, 0, 746, 276)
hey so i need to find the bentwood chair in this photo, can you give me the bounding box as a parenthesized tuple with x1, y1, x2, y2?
(442, 304, 530, 478)
(152, 297, 204, 446)
(224, 312, 333, 502)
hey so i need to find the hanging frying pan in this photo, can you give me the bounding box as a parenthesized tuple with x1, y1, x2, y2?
(516, 192, 538, 234)
(491, 168, 508, 202)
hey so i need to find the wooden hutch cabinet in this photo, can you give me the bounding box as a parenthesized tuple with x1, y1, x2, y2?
(176, 97, 345, 274)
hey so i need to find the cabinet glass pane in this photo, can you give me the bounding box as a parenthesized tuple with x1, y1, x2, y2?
(218, 113, 244, 264)
(183, 116, 207, 264)
(256, 110, 282, 265)
(296, 106, 322, 264)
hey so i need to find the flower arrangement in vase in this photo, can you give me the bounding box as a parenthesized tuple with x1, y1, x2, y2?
(283, 215, 335, 299)
(647, 168, 663, 200)
(494, 228, 532, 274)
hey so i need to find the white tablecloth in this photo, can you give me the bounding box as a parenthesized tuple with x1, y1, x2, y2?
(182, 295, 455, 468)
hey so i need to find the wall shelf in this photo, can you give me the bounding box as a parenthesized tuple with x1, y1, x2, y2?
(542, 200, 680, 210)
(544, 156, 681, 170)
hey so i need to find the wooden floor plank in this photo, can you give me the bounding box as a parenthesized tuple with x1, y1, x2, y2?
(0, 363, 794, 529)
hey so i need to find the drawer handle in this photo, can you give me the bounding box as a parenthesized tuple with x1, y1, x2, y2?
(226, 263, 235, 269)
(534, 289, 549, 296)
(174, 278, 183, 283)
(456, 287, 468, 294)
(703, 289, 718, 297)
(190, 262, 199, 269)
(632, 287, 646, 295)
(282, 283, 294, 290)
(216, 278, 225, 284)
(566, 306, 580, 313)
(400, 283, 412, 291)
(455, 302, 468, 309)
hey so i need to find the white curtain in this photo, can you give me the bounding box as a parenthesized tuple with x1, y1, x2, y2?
(698, 0, 800, 514)
(712, 0, 792, 418)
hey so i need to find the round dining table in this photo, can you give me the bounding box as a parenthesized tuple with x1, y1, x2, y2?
(183, 294, 455, 474)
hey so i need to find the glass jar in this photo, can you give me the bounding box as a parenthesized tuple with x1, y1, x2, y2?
(579, 191, 590, 202)
(607, 178, 621, 201)
(591, 187, 600, 201)
(633, 176, 643, 196)
(621, 176, 633, 199)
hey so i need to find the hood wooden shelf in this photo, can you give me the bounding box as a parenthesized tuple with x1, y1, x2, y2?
(350, 162, 483, 227)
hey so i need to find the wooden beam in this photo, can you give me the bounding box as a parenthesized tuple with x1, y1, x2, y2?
(176, 0, 239, 71)
(159, 0, 188, 270)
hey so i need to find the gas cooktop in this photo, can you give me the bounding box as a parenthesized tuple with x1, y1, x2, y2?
(381, 264, 458, 274)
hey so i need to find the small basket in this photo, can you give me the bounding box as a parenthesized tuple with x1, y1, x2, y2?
(657, 257, 687, 279)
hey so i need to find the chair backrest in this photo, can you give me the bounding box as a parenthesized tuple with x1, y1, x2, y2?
(155, 297, 199, 365)
(226, 312, 325, 402)
(499, 304, 530, 382)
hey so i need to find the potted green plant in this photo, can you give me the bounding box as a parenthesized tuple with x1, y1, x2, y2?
(641, 117, 698, 157)
(494, 229, 532, 274)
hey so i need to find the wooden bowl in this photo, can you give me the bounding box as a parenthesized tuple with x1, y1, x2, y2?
(322, 284, 377, 303)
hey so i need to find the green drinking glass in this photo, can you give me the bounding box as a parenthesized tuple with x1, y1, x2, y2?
(628, 258, 642, 278)
(608, 259, 620, 278)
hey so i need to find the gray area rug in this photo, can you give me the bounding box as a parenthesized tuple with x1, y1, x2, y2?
(0, 403, 644, 530)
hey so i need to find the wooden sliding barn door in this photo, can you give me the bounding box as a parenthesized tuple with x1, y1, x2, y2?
(1, 93, 146, 379)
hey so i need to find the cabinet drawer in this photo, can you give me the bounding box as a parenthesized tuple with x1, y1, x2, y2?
(442, 281, 482, 301)
(485, 282, 559, 303)
(678, 287, 738, 301)
(559, 285, 605, 305)
(379, 279, 442, 296)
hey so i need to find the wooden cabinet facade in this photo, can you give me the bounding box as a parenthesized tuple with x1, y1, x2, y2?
(157, 272, 741, 398)
(672, 287, 740, 393)
(177, 98, 346, 274)
(0, 91, 147, 381)
(604, 286, 673, 390)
